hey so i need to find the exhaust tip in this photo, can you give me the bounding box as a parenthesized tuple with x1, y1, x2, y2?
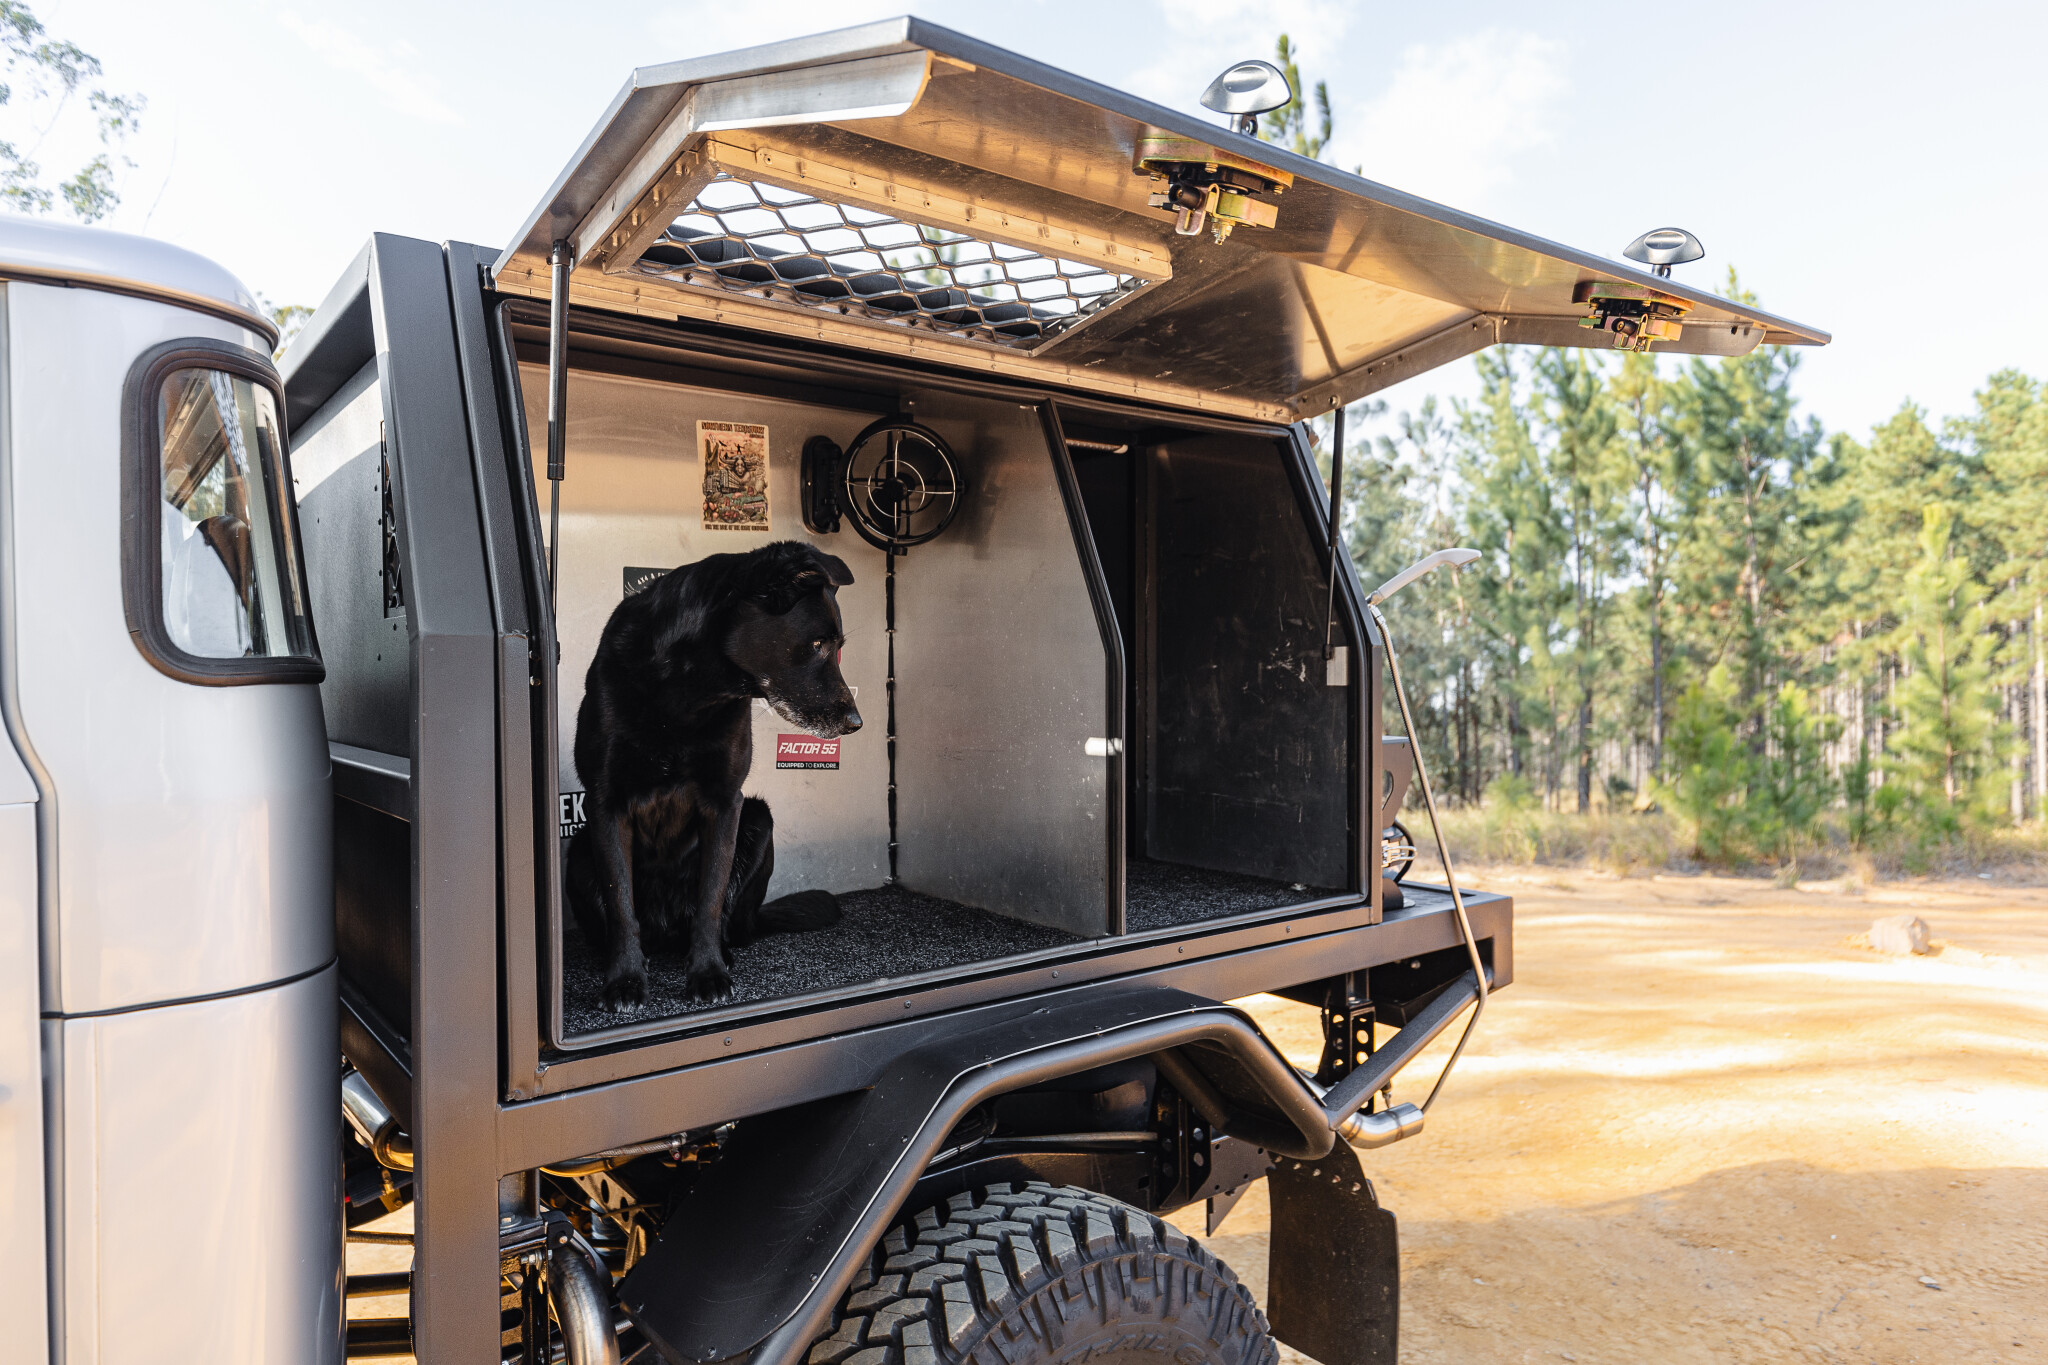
(1337, 1101, 1425, 1150)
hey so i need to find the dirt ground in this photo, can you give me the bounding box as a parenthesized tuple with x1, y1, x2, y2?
(1165, 869, 2048, 1364)
(349, 870, 2048, 1363)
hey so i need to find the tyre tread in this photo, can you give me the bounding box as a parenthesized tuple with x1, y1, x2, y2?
(806, 1184, 1276, 1365)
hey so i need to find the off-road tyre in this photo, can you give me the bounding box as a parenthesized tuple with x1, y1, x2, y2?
(807, 1182, 1278, 1365)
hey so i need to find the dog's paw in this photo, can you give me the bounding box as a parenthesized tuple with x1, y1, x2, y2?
(600, 953, 649, 1012)
(682, 959, 734, 1005)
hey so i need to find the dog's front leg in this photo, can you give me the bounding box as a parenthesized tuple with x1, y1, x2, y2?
(681, 797, 741, 1003)
(596, 808, 647, 1010)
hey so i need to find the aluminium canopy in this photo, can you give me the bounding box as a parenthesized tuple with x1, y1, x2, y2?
(497, 17, 1828, 425)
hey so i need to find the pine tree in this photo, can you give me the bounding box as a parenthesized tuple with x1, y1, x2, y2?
(1826, 403, 1970, 629)
(1669, 274, 1830, 730)
(1536, 349, 1624, 811)
(1750, 682, 1839, 862)
(1964, 372, 2048, 817)
(1457, 351, 1567, 787)
(1262, 35, 1333, 160)
(1612, 354, 1679, 782)
(1666, 664, 1749, 861)
(1884, 505, 2007, 832)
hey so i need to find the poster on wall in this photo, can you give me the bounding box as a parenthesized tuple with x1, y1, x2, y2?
(698, 420, 770, 531)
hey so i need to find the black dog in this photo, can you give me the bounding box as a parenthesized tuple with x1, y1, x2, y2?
(567, 541, 861, 1009)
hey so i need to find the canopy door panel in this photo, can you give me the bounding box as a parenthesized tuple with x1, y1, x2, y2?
(499, 19, 1827, 425)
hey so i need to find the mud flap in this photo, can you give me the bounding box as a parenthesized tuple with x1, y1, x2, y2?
(1266, 1138, 1398, 1365)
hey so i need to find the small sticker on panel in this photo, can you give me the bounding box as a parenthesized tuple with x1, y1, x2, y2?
(559, 789, 587, 838)
(775, 734, 840, 770)
(699, 420, 770, 531)
(623, 566, 671, 597)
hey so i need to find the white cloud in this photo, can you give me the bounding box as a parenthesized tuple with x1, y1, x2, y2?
(278, 12, 462, 125)
(1116, 0, 1361, 111)
(1332, 29, 1569, 211)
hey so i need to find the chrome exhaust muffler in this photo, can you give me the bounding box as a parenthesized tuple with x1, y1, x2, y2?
(342, 1071, 414, 1171)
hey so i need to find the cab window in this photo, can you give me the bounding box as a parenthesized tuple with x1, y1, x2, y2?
(124, 340, 320, 683)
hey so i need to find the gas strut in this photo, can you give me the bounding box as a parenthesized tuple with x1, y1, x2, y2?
(1297, 545, 1489, 1149)
(545, 239, 572, 618)
(1368, 547, 1487, 1115)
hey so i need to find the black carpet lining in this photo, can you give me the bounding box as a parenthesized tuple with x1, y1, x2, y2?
(1123, 857, 1342, 931)
(561, 861, 1346, 1037)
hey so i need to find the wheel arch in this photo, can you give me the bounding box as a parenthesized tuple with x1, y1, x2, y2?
(617, 986, 1335, 1365)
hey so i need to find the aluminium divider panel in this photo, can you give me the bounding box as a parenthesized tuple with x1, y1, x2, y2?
(1142, 431, 1351, 890)
(517, 364, 893, 897)
(892, 388, 1112, 937)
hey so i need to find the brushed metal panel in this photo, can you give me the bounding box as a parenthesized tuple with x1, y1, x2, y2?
(892, 388, 1108, 936)
(292, 358, 411, 756)
(518, 363, 892, 896)
(58, 970, 341, 1365)
(0, 803, 47, 1365)
(5, 284, 332, 1014)
(501, 19, 1828, 421)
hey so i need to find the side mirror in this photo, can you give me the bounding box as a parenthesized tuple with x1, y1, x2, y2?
(1624, 227, 1705, 279)
(1200, 60, 1294, 136)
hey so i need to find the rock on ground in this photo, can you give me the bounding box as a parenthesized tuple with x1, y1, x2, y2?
(1871, 912, 1933, 955)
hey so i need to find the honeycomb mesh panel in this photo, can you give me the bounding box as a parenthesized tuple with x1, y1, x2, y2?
(631, 174, 1150, 349)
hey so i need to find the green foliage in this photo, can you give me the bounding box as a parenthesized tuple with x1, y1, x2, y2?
(1668, 274, 1830, 713)
(1749, 682, 1839, 861)
(1843, 737, 1877, 847)
(1665, 664, 1750, 861)
(1883, 505, 2008, 833)
(260, 296, 316, 361)
(0, 1, 144, 222)
(1432, 798, 1682, 875)
(1261, 34, 1332, 160)
(1484, 772, 1537, 812)
(1341, 235, 2047, 869)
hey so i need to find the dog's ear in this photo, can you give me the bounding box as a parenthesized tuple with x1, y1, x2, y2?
(740, 542, 847, 615)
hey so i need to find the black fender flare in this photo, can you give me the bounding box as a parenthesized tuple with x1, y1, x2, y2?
(618, 985, 1337, 1365)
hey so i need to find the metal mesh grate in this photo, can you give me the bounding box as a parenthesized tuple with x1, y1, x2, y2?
(631, 174, 1149, 348)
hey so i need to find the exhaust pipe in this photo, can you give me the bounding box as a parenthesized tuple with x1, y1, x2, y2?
(1336, 1102, 1425, 1149)
(547, 1232, 622, 1365)
(342, 1072, 414, 1171)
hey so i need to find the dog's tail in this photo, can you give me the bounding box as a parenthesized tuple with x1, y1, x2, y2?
(754, 889, 841, 934)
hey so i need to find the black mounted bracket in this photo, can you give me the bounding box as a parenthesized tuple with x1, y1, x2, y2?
(800, 435, 845, 535)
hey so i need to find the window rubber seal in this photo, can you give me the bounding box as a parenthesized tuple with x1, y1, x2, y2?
(120, 337, 325, 686)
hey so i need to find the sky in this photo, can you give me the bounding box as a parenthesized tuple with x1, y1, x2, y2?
(16, 0, 2046, 443)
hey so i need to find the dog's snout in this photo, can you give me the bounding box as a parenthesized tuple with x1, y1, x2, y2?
(842, 707, 864, 734)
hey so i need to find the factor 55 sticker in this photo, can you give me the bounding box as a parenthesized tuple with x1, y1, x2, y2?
(775, 734, 839, 770)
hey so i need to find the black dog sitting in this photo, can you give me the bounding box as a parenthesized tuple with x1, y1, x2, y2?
(567, 541, 862, 1010)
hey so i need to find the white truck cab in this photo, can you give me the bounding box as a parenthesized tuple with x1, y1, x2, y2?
(0, 216, 340, 1365)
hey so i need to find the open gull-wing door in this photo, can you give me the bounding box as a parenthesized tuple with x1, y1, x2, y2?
(497, 16, 1829, 425)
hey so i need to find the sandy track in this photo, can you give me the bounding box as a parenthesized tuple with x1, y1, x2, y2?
(1168, 870, 2048, 1364)
(349, 871, 2048, 1362)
